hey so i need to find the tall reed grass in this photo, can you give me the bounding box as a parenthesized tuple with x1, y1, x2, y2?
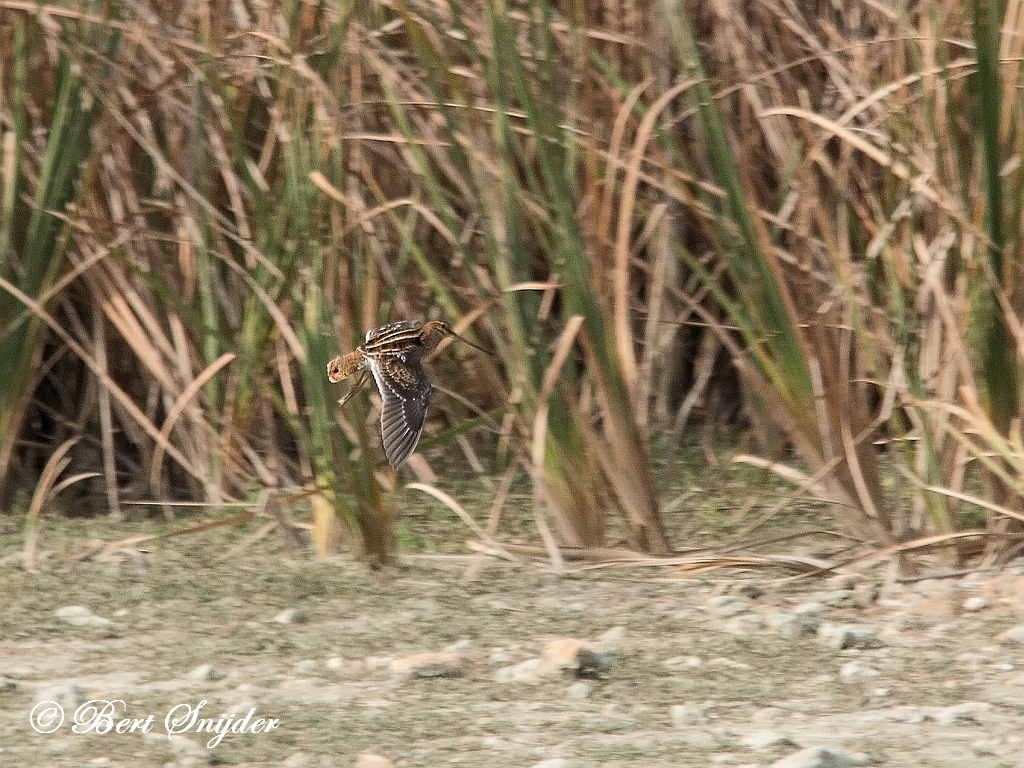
(2, 0, 1023, 567)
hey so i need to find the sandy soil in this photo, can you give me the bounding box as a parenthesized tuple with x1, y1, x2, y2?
(1, 513, 1023, 768)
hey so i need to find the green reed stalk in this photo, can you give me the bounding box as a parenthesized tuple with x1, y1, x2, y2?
(0, 16, 119, 496)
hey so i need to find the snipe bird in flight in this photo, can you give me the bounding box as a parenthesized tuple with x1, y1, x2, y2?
(327, 320, 491, 468)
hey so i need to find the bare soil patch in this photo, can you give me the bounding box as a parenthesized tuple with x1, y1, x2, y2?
(1, 515, 1023, 767)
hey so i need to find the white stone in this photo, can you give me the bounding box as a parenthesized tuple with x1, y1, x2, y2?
(792, 602, 828, 616)
(55, 606, 111, 628)
(187, 664, 222, 681)
(742, 730, 798, 749)
(272, 608, 308, 624)
(670, 703, 709, 726)
(770, 747, 855, 768)
(598, 626, 626, 644)
(707, 595, 750, 616)
(818, 623, 878, 650)
(840, 661, 879, 680)
(663, 655, 702, 668)
(566, 681, 591, 699)
(995, 625, 1024, 644)
(934, 701, 993, 725)
(962, 596, 988, 611)
(496, 658, 542, 683)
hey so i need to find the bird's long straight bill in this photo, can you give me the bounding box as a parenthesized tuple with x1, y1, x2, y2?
(445, 329, 493, 356)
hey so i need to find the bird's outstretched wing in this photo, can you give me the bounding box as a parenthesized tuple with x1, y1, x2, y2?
(370, 355, 432, 467)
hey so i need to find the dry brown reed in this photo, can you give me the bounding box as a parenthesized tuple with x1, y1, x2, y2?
(2, 0, 1023, 569)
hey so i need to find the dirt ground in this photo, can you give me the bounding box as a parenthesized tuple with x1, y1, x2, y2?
(2, 503, 1024, 768)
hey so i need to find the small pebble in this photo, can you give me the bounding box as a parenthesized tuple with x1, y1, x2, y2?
(55, 606, 112, 628)
(706, 595, 750, 617)
(272, 608, 308, 624)
(663, 655, 702, 668)
(566, 681, 591, 699)
(812, 589, 854, 606)
(826, 574, 861, 590)
(766, 611, 820, 638)
(36, 683, 88, 712)
(389, 651, 463, 678)
(187, 664, 224, 681)
(995, 625, 1024, 644)
(496, 658, 542, 683)
(537, 638, 614, 678)
(840, 660, 879, 680)
(770, 746, 855, 768)
(963, 597, 988, 612)
(818, 623, 879, 650)
(742, 730, 798, 749)
(934, 701, 992, 725)
(598, 626, 626, 644)
(576, 648, 615, 678)
(851, 583, 879, 608)
(723, 614, 764, 634)
(792, 602, 828, 616)
(670, 703, 709, 726)
(489, 647, 514, 664)
(738, 584, 765, 599)
(165, 735, 204, 759)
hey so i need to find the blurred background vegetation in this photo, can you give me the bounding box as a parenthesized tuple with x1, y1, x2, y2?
(2, 0, 1022, 570)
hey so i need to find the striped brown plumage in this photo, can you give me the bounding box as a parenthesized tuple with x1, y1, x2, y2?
(327, 320, 490, 468)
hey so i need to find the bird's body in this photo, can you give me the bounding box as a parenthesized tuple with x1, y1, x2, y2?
(327, 320, 489, 467)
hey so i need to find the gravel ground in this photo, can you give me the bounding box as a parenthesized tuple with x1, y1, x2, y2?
(1, 518, 1024, 768)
